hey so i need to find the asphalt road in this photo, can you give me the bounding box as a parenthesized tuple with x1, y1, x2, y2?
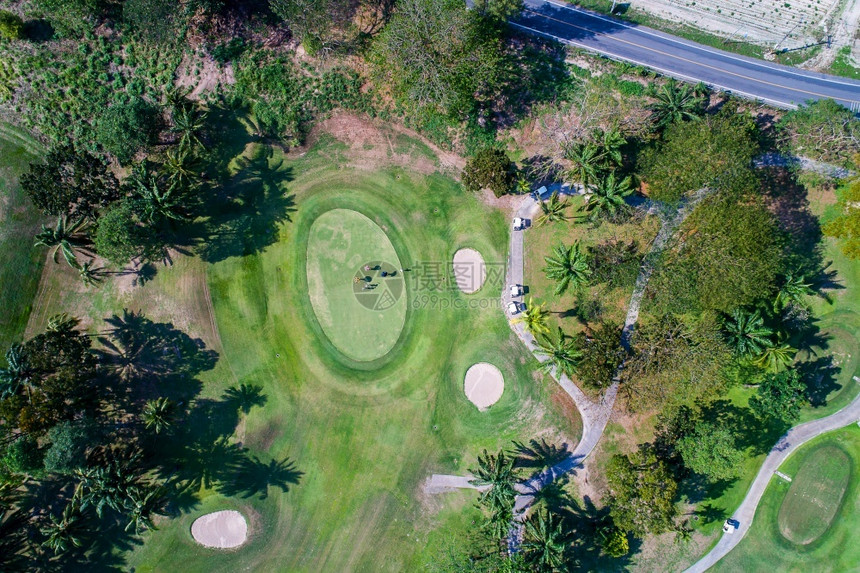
(515, 0, 860, 110)
(685, 384, 860, 572)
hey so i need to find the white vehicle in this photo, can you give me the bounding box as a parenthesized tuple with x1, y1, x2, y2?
(513, 217, 525, 230)
(507, 302, 521, 315)
(509, 284, 523, 297)
(723, 519, 740, 533)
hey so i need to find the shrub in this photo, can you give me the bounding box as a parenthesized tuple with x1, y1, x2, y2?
(94, 97, 161, 164)
(94, 200, 150, 264)
(43, 418, 98, 474)
(1, 436, 43, 475)
(461, 148, 514, 197)
(0, 10, 24, 40)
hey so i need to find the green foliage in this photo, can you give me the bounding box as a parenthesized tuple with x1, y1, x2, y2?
(93, 200, 153, 265)
(472, 0, 524, 23)
(123, 0, 180, 44)
(676, 421, 744, 481)
(580, 171, 634, 223)
(648, 189, 783, 314)
(34, 0, 101, 34)
(43, 418, 97, 473)
(749, 369, 807, 423)
(521, 507, 572, 571)
(20, 146, 119, 219)
(623, 313, 730, 410)
(469, 449, 519, 512)
(823, 178, 860, 259)
(211, 38, 247, 63)
(641, 107, 760, 203)
(646, 78, 707, 128)
(231, 53, 367, 145)
(542, 242, 591, 296)
(778, 99, 860, 166)
(513, 298, 551, 337)
(0, 10, 24, 40)
(535, 326, 582, 379)
(722, 308, 774, 358)
(598, 524, 629, 557)
(574, 322, 625, 389)
(461, 148, 514, 197)
(94, 98, 161, 164)
(2, 436, 43, 475)
(269, 0, 350, 48)
(606, 445, 679, 536)
(587, 239, 641, 289)
(536, 191, 569, 226)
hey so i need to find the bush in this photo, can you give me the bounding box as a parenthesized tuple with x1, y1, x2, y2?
(95, 97, 161, 164)
(1, 436, 43, 475)
(0, 10, 24, 40)
(778, 98, 860, 166)
(574, 321, 626, 389)
(461, 148, 514, 197)
(123, 0, 179, 44)
(43, 418, 98, 474)
(94, 200, 151, 264)
(588, 239, 641, 288)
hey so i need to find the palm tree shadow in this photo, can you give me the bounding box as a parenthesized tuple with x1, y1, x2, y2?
(222, 383, 268, 414)
(218, 455, 303, 500)
(513, 438, 572, 470)
(194, 144, 297, 263)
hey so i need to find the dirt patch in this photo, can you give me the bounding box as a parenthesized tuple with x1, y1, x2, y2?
(313, 112, 465, 175)
(191, 510, 248, 549)
(464, 362, 505, 410)
(175, 54, 236, 100)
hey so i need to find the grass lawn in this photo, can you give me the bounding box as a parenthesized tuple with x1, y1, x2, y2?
(713, 425, 860, 572)
(523, 196, 660, 335)
(25, 121, 582, 571)
(306, 208, 407, 362)
(0, 123, 45, 354)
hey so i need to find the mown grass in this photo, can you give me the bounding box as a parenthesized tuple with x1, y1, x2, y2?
(26, 122, 583, 571)
(0, 123, 45, 356)
(713, 425, 860, 572)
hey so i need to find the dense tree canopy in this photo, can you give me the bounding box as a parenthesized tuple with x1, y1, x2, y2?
(648, 188, 783, 314)
(461, 148, 515, 197)
(95, 98, 162, 164)
(606, 445, 679, 537)
(749, 369, 807, 423)
(640, 107, 760, 203)
(676, 421, 744, 482)
(574, 322, 625, 389)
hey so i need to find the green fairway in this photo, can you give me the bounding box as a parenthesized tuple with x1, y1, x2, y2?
(777, 445, 850, 544)
(12, 127, 583, 571)
(306, 208, 406, 362)
(714, 425, 860, 572)
(0, 123, 45, 353)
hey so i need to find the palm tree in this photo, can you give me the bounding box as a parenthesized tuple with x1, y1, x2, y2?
(773, 273, 815, 312)
(129, 163, 189, 225)
(647, 79, 705, 128)
(171, 105, 208, 150)
(513, 299, 551, 337)
(543, 242, 591, 296)
(581, 172, 633, 223)
(753, 342, 797, 373)
(563, 142, 604, 188)
(593, 127, 625, 169)
(124, 485, 165, 535)
(76, 259, 104, 286)
(34, 216, 89, 266)
(164, 145, 202, 189)
(515, 175, 531, 195)
(0, 344, 32, 400)
(141, 397, 176, 434)
(483, 506, 514, 540)
(469, 449, 519, 512)
(521, 507, 571, 572)
(42, 504, 84, 554)
(74, 450, 143, 519)
(536, 191, 569, 226)
(535, 327, 582, 379)
(46, 313, 79, 333)
(722, 308, 774, 357)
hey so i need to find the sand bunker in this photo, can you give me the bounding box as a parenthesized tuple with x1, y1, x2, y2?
(452, 248, 487, 294)
(191, 510, 248, 549)
(464, 363, 504, 410)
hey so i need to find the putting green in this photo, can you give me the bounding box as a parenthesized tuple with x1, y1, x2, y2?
(306, 208, 407, 362)
(777, 445, 851, 544)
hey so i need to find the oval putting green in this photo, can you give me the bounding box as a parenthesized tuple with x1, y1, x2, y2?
(777, 445, 851, 545)
(306, 209, 407, 362)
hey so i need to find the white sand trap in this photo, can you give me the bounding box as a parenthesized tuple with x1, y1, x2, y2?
(191, 510, 248, 549)
(464, 363, 504, 410)
(452, 248, 487, 294)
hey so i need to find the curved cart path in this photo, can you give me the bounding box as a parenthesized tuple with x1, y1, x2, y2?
(685, 382, 860, 572)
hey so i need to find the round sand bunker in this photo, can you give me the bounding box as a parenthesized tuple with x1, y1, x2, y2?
(191, 510, 248, 549)
(452, 248, 487, 294)
(464, 363, 504, 410)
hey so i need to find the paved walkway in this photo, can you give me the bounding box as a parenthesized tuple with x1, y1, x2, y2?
(685, 379, 860, 572)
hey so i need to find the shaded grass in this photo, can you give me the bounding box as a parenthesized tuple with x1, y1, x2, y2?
(0, 123, 45, 355)
(713, 425, 860, 572)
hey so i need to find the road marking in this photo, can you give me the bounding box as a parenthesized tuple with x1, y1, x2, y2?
(775, 470, 793, 482)
(520, 7, 859, 105)
(536, 0, 860, 88)
(509, 21, 797, 108)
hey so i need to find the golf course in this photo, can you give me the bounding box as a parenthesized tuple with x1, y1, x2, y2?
(20, 126, 581, 571)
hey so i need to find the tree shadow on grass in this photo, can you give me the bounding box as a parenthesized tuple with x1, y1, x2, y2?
(222, 383, 268, 414)
(191, 144, 297, 263)
(700, 399, 789, 457)
(799, 354, 842, 408)
(513, 438, 572, 470)
(217, 455, 303, 500)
